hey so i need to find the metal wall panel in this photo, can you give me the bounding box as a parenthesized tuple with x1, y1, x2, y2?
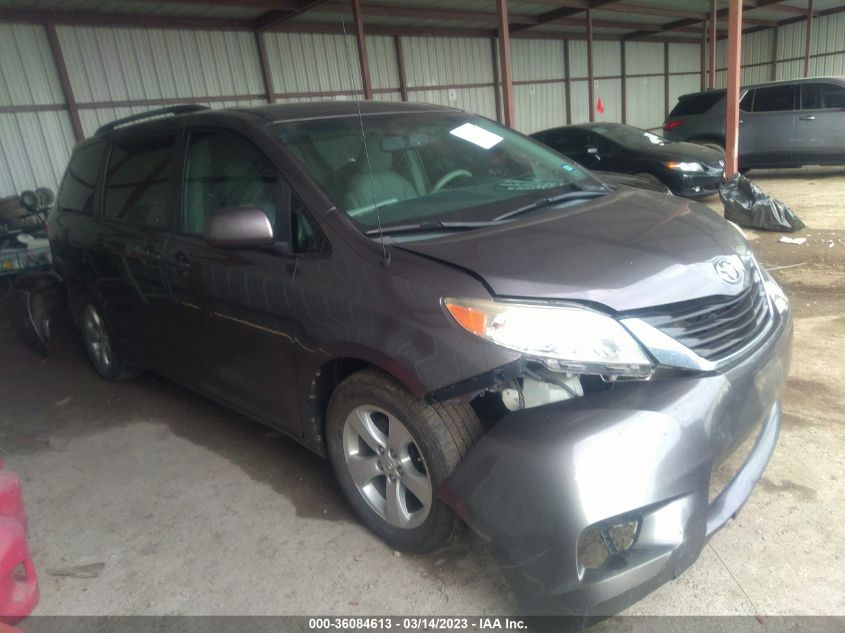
(668, 43, 701, 74)
(513, 83, 566, 134)
(412, 87, 496, 120)
(569, 80, 590, 124)
(367, 35, 400, 92)
(0, 111, 76, 195)
(568, 41, 588, 79)
(403, 36, 493, 87)
(58, 26, 264, 103)
(593, 41, 621, 77)
(264, 32, 363, 97)
(625, 41, 665, 76)
(626, 76, 665, 130)
(593, 78, 622, 123)
(0, 24, 64, 106)
(512, 39, 564, 82)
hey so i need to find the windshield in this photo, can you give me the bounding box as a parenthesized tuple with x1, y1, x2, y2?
(592, 125, 670, 149)
(272, 111, 603, 231)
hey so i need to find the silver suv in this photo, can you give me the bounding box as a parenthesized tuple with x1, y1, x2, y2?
(663, 77, 845, 169)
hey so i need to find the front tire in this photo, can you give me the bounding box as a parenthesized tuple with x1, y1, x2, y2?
(326, 368, 481, 553)
(81, 303, 139, 381)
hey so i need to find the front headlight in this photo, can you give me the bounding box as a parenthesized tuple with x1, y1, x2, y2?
(663, 161, 703, 172)
(444, 297, 653, 378)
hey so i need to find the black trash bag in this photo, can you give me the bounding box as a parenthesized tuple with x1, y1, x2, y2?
(719, 173, 805, 232)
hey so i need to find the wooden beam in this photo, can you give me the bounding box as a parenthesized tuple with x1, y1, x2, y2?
(490, 37, 502, 123)
(394, 36, 408, 102)
(350, 0, 372, 99)
(725, 0, 743, 177)
(803, 0, 814, 77)
(587, 9, 595, 122)
(496, 0, 514, 127)
(45, 23, 83, 142)
(254, 31, 274, 104)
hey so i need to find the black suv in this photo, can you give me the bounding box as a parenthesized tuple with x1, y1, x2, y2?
(50, 102, 792, 616)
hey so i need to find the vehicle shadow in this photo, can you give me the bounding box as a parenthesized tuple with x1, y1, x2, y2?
(0, 298, 348, 523)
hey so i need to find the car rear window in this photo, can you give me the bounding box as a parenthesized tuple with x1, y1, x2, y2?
(669, 91, 725, 117)
(57, 142, 107, 214)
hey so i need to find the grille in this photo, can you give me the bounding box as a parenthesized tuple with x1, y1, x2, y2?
(635, 268, 772, 362)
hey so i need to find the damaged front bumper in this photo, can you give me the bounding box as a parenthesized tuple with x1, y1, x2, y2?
(439, 308, 792, 617)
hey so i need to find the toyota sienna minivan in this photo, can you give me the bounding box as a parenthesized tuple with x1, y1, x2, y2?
(50, 101, 792, 616)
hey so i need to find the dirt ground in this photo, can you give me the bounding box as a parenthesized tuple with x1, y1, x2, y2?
(0, 167, 843, 620)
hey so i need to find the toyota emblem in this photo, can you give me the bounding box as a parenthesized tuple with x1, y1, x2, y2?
(714, 258, 743, 284)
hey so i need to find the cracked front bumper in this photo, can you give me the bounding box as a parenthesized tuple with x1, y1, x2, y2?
(440, 309, 792, 616)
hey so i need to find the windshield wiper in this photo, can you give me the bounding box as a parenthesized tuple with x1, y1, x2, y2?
(364, 220, 502, 237)
(493, 190, 609, 222)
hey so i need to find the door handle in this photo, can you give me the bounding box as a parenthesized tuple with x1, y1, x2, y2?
(137, 244, 163, 264)
(171, 251, 191, 274)
(799, 115, 816, 121)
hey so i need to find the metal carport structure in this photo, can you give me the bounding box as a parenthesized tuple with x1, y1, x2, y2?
(1, 0, 844, 190)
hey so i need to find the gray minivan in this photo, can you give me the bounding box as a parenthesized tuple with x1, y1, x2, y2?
(50, 101, 792, 617)
(663, 77, 845, 169)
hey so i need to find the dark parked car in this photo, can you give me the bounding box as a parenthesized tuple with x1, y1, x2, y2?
(531, 123, 724, 198)
(664, 77, 845, 169)
(592, 170, 671, 195)
(50, 102, 792, 617)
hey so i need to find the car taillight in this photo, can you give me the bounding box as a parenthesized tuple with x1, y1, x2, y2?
(663, 119, 684, 130)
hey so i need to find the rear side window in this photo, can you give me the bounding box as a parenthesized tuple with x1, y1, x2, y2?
(57, 142, 106, 214)
(801, 83, 845, 110)
(543, 130, 589, 155)
(751, 85, 796, 112)
(103, 135, 177, 227)
(669, 92, 724, 117)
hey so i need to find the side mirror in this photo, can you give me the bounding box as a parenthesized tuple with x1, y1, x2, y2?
(205, 206, 275, 249)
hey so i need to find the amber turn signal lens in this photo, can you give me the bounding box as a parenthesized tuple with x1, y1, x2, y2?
(445, 302, 487, 336)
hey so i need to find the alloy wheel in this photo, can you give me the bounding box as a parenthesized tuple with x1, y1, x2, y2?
(83, 305, 113, 372)
(342, 405, 432, 529)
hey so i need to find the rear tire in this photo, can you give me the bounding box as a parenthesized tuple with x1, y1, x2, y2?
(326, 368, 481, 553)
(80, 302, 140, 381)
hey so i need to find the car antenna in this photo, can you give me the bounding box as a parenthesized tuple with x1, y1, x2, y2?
(340, 13, 390, 267)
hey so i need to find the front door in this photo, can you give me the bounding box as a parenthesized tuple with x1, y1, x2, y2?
(161, 131, 327, 432)
(739, 84, 797, 168)
(793, 82, 845, 165)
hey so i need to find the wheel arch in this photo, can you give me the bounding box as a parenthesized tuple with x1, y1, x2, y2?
(302, 352, 427, 457)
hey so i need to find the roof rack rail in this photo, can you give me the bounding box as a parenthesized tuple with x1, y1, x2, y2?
(95, 104, 210, 135)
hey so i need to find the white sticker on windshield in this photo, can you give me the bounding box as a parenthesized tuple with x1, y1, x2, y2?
(449, 123, 503, 150)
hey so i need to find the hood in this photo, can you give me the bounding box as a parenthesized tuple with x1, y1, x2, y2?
(644, 141, 725, 166)
(395, 188, 753, 312)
